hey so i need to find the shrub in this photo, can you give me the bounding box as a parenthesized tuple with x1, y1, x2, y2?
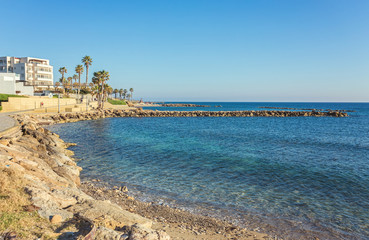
(107, 99, 126, 105)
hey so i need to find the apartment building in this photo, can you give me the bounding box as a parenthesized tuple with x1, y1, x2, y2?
(0, 73, 34, 95)
(0, 56, 53, 88)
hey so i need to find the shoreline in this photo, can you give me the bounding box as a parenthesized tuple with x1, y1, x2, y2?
(0, 110, 270, 239)
(80, 179, 269, 240)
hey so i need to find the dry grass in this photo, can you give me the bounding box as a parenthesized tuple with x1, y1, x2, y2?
(0, 166, 56, 239)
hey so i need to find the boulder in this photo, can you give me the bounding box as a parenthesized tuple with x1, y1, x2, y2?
(70, 199, 153, 229)
(129, 224, 170, 240)
(94, 226, 129, 240)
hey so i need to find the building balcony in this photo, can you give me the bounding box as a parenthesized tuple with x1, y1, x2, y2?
(37, 77, 53, 81)
(24, 80, 53, 86)
(36, 70, 52, 74)
(33, 63, 51, 67)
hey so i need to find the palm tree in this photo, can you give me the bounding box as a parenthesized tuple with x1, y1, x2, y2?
(73, 74, 78, 84)
(113, 89, 118, 99)
(73, 82, 79, 91)
(129, 88, 134, 101)
(75, 64, 84, 96)
(92, 72, 102, 108)
(90, 84, 98, 101)
(55, 82, 61, 92)
(67, 77, 73, 93)
(89, 82, 94, 93)
(72, 74, 78, 95)
(92, 70, 110, 109)
(60, 77, 67, 94)
(126, 93, 131, 101)
(58, 67, 67, 86)
(106, 85, 113, 99)
(123, 89, 128, 100)
(82, 56, 93, 85)
(119, 89, 123, 99)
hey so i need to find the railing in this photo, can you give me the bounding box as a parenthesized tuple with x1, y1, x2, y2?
(23, 81, 53, 86)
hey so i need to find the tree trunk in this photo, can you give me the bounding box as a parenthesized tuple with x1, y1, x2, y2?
(86, 66, 89, 85)
(78, 73, 81, 96)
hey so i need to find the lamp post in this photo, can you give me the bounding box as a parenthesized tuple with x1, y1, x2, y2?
(58, 93, 60, 113)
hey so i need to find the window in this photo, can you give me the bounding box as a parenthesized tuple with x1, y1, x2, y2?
(21, 66, 25, 70)
(21, 74, 25, 78)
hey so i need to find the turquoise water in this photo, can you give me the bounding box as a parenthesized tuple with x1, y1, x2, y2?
(48, 102, 369, 239)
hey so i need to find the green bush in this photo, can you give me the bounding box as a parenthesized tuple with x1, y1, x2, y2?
(107, 99, 127, 105)
(0, 94, 26, 102)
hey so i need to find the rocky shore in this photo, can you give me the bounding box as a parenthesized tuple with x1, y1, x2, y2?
(0, 110, 272, 239)
(0, 114, 172, 239)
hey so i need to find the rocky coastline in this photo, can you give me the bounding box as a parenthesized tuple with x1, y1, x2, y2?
(0, 110, 272, 240)
(0, 113, 172, 239)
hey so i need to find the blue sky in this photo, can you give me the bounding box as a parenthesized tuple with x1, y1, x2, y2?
(2, 0, 369, 101)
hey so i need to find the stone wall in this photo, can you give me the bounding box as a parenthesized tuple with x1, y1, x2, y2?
(1, 96, 76, 112)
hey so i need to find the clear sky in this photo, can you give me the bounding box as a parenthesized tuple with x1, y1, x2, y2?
(2, 0, 369, 102)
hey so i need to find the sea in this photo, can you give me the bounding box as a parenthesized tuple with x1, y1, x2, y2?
(47, 102, 369, 239)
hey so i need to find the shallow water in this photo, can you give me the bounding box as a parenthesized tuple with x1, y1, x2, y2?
(48, 102, 369, 239)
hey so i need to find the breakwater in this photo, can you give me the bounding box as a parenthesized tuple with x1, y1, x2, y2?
(48, 109, 348, 123)
(259, 106, 355, 112)
(161, 103, 211, 107)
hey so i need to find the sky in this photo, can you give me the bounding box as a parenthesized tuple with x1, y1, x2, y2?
(1, 0, 369, 102)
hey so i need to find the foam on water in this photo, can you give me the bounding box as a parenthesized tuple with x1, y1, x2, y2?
(47, 102, 369, 239)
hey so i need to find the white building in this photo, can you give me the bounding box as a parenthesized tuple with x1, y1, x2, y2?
(0, 56, 53, 90)
(0, 73, 34, 95)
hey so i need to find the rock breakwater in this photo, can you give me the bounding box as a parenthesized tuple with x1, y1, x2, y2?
(259, 106, 355, 112)
(46, 109, 348, 123)
(160, 103, 211, 107)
